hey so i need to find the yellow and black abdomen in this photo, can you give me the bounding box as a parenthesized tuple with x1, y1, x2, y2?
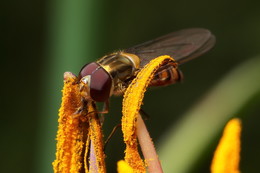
(150, 62, 183, 87)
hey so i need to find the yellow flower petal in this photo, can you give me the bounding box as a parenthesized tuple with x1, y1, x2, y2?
(117, 160, 134, 173)
(211, 118, 241, 173)
(122, 55, 175, 172)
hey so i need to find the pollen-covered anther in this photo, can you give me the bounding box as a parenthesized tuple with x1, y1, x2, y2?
(53, 72, 88, 173)
(122, 55, 174, 172)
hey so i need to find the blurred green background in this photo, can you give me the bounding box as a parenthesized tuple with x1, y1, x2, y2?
(2, 0, 260, 172)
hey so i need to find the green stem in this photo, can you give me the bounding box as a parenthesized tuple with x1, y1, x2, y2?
(36, 1, 102, 172)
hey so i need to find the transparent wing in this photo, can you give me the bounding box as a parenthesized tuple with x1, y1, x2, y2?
(125, 28, 215, 67)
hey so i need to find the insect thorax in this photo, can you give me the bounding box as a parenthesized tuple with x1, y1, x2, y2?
(97, 52, 140, 95)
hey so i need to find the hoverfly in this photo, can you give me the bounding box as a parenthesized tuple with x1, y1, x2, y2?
(78, 28, 215, 107)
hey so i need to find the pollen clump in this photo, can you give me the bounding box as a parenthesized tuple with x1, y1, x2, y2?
(122, 55, 175, 172)
(211, 118, 241, 173)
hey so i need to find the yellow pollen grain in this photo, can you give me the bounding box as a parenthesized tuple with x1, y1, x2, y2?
(211, 118, 241, 173)
(122, 55, 175, 172)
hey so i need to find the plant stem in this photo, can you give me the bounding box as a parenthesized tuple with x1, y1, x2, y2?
(137, 113, 163, 173)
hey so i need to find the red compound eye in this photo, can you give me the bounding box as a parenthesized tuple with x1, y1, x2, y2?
(79, 62, 112, 102)
(89, 67, 112, 102)
(78, 62, 99, 79)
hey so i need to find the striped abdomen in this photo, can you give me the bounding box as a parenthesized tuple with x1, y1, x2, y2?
(150, 62, 183, 86)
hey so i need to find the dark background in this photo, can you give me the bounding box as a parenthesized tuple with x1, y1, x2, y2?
(2, 0, 260, 172)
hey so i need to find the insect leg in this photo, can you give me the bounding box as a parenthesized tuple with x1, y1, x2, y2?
(104, 124, 121, 150)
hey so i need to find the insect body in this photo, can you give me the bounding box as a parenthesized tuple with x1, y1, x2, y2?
(78, 52, 140, 102)
(78, 28, 215, 103)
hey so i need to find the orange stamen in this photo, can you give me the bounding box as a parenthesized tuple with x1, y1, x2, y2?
(122, 55, 174, 172)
